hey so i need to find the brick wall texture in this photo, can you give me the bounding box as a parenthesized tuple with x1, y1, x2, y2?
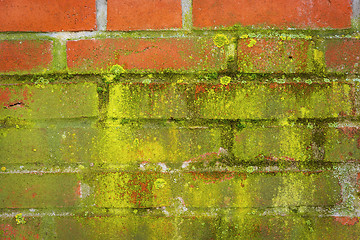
(1, 0, 360, 239)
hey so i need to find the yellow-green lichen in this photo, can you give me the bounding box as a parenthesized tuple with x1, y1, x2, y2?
(213, 34, 229, 48)
(247, 39, 257, 48)
(110, 65, 126, 75)
(220, 76, 231, 85)
(15, 213, 26, 225)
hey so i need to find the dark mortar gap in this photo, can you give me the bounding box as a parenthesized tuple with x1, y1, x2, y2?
(97, 82, 110, 128)
(220, 121, 236, 166)
(311, 122, 326, 161)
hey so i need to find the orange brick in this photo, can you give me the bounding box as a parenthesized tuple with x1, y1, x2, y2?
(0, 0, 96, 32)
(0, 40, 53, 74)
(193, 0, 351, 29)
(107, 0, 182, 30)
(67, 38, 226, 72)
(237, 38, 311, 73)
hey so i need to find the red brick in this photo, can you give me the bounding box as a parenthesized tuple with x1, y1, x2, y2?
(193, 0, 351, 29)
(238, 38, 311, 73)
(325, 39, 360, 73)
(0, 40, 53, 74)
(0, 174, 80, 208)
(67, 38, 226, 72)
(107, 0, 182, 31)
(0, 0, 96, 32)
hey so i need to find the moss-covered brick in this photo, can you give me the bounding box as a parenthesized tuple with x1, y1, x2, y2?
(325, 39, 360, 73)
(212, 215, 360, 239)
(0, 128, 49, 164)
(88, 172, 171, 208)
(193, 0, 351, 29)
(0, 0, 96, 32)
(0, 173, 80, 208)
(67, 38, 226, 73)
(58, 125, 98, 164)
(56, 216, 175, 240)
(94, 120, 222, 165)
(0, 120, 98, 165)
(179, 171, 340, 208)
(108, 82, 352, 120)
(0, 40, 53, 74)
(233, 123, 312, 162)
(108, 83, 191, 119)
(238, 38, 312, 73)
(0, 217, 43, 239)
(54, 215, 360, 239)
(195, 82, 352, 119)
(0, 83, 98, 120)
(324, 127, 360, 162)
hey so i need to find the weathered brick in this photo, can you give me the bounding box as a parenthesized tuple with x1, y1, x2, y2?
(89, 171, 340, 209)
(0, 122, 98, 164)
(238, 38, 312, 73)
(89, 172, 171, 208)
(107, 0, 182, 31)
(179, 171, 340, 208)
(94, 120, 222, 165)
(108, 82, 353, 120)
(58, 125, 98, 164)
(0, 217, 42, 239)
(194, 82, 352, 119)
(0, 0, 96, 32)
(108, 83, 190, 119)
(233, 124, 312, 162)
(0, 40, 53, 74)
(324, 127, 360, 162)
(325, 39, 360, 73)
(0, 174, 80, 208)
(67, 38, 226, 72)
(0, 83, 98, 120)
(54, 215, 360, 239)
(193, 0, 351, 29)
(0, 128, 49, 164)
(56, 216, 175, 240)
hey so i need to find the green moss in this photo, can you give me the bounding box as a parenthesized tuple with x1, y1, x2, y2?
(247, 38, 257, 47)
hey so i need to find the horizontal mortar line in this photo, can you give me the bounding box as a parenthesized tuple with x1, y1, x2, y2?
(0, 206, 344, 218)
(2, 162, 360, 173)
(0, 116, 98, 125)
(0, 169, 81, 174)
(1, 74, 360, 81)
(0, 30, 360, 41)
(0, 207, 345, 217)
(0, 212, 75, 218)
(105, 117, 360, 124)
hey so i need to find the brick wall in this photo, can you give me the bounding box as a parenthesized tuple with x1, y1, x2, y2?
(1, 0, 360, 239)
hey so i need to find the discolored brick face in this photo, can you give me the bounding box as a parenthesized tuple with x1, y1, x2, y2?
(1, 0, 360, 239)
